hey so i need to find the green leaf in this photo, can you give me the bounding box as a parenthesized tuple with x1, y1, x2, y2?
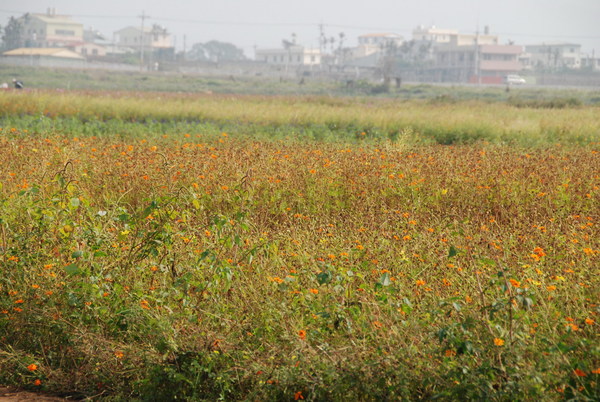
(64, 264, 81, 275)
(448, 246, 458, 258)
(379, 272, 391, 286)
(478, 257, 496, 266)
(72, 250, 83, 258)
(316, 270, 332, 285)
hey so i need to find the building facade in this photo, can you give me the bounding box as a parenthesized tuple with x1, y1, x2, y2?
(17, 9, 84, 48)
(255, 46, 321, 66)
(522, 43, 582, 71)
(434, 43, 522, 83)
(114, 25, 173, 51)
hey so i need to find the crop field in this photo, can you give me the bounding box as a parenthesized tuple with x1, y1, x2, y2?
(0, 89, 599, 400)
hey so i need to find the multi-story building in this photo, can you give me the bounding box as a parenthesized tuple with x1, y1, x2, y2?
(521, 43, 582, 70)
(410, 26, 522, 83)
(434, 43, 523, 83)
(352, 33, 403, 59)
(114, 25, 173, 52)
(17, 9, 84, 48)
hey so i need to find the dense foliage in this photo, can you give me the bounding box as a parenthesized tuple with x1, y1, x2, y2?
(0, 91, 598, 400)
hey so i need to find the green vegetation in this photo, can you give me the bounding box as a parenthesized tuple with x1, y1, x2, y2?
(0, 90, 598, 400)
(0, 90, 599, 146)
(3, 64, 600, 102)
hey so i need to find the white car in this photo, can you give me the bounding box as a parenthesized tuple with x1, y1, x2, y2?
(504, 75, 526, 85)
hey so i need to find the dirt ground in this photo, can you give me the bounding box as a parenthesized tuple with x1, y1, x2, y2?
(0, 386, 67, 401)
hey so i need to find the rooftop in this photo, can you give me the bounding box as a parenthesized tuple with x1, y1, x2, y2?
(28, 13, 82, 26)
(3, 47, 85, 59)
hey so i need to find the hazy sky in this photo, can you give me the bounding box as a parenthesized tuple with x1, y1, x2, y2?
(1, 0, 599, 57)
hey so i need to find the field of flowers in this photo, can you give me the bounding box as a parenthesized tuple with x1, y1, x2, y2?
(0, 90, 598, 400)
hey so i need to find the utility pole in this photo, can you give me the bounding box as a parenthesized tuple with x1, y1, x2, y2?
(139, 11, 148, 71)
(475, 27, 481, 85)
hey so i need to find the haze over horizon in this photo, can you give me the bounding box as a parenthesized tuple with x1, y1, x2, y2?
(1, 0, 599, 58)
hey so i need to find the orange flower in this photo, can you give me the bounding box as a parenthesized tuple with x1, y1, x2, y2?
(415, 279, 426, 286)
(298, 330, 306, 340)
(533, 247, 546, 257)
(592, 368, 600, 374)
(114, 351, 124, 359)
(309, 288, 319, 294)
(493, 338, 505, 346)
(33, 379, 42, 386)
(509, 279, 520, 288)
(566, 323, 579, 332)
(27, 364, 38, 371)
(573, 369, 587, 377)
(445, 349, 456, 357)
(294, 391, 305, 400)
(585, 318, 595, 325)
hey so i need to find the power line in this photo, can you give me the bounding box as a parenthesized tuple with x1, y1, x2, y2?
(1, 8, 599, 41)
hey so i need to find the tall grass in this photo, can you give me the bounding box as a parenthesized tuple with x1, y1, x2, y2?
(1, 90, 599, 145)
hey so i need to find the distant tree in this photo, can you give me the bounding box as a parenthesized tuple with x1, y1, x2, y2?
(1, 16, 24, 51)
(379, 40, 399, 88)
(187, 40, 246, 62)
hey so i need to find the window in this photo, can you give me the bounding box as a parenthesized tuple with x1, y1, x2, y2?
(310, 55, 315, 62)
(55, 29, 75, 36)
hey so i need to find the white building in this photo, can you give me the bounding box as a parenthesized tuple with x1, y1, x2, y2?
(114, 25, 173, 51)
(255, 46, 321, 66)
(522, 43, 582, 70)
(412, 26, 457, 44)
(353, 33, 403, 58)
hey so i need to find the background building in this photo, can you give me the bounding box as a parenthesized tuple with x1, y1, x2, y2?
(255, 46, 321, 67)
(114, 25, 173, 51)
(522, 43, 582, 71)
(17, 9, 83, 48)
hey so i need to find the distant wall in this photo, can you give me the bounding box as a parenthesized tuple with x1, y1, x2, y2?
(1, 55, 87, 69)
(0, 56, 139, 72)
(535, 73, 600, 87)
